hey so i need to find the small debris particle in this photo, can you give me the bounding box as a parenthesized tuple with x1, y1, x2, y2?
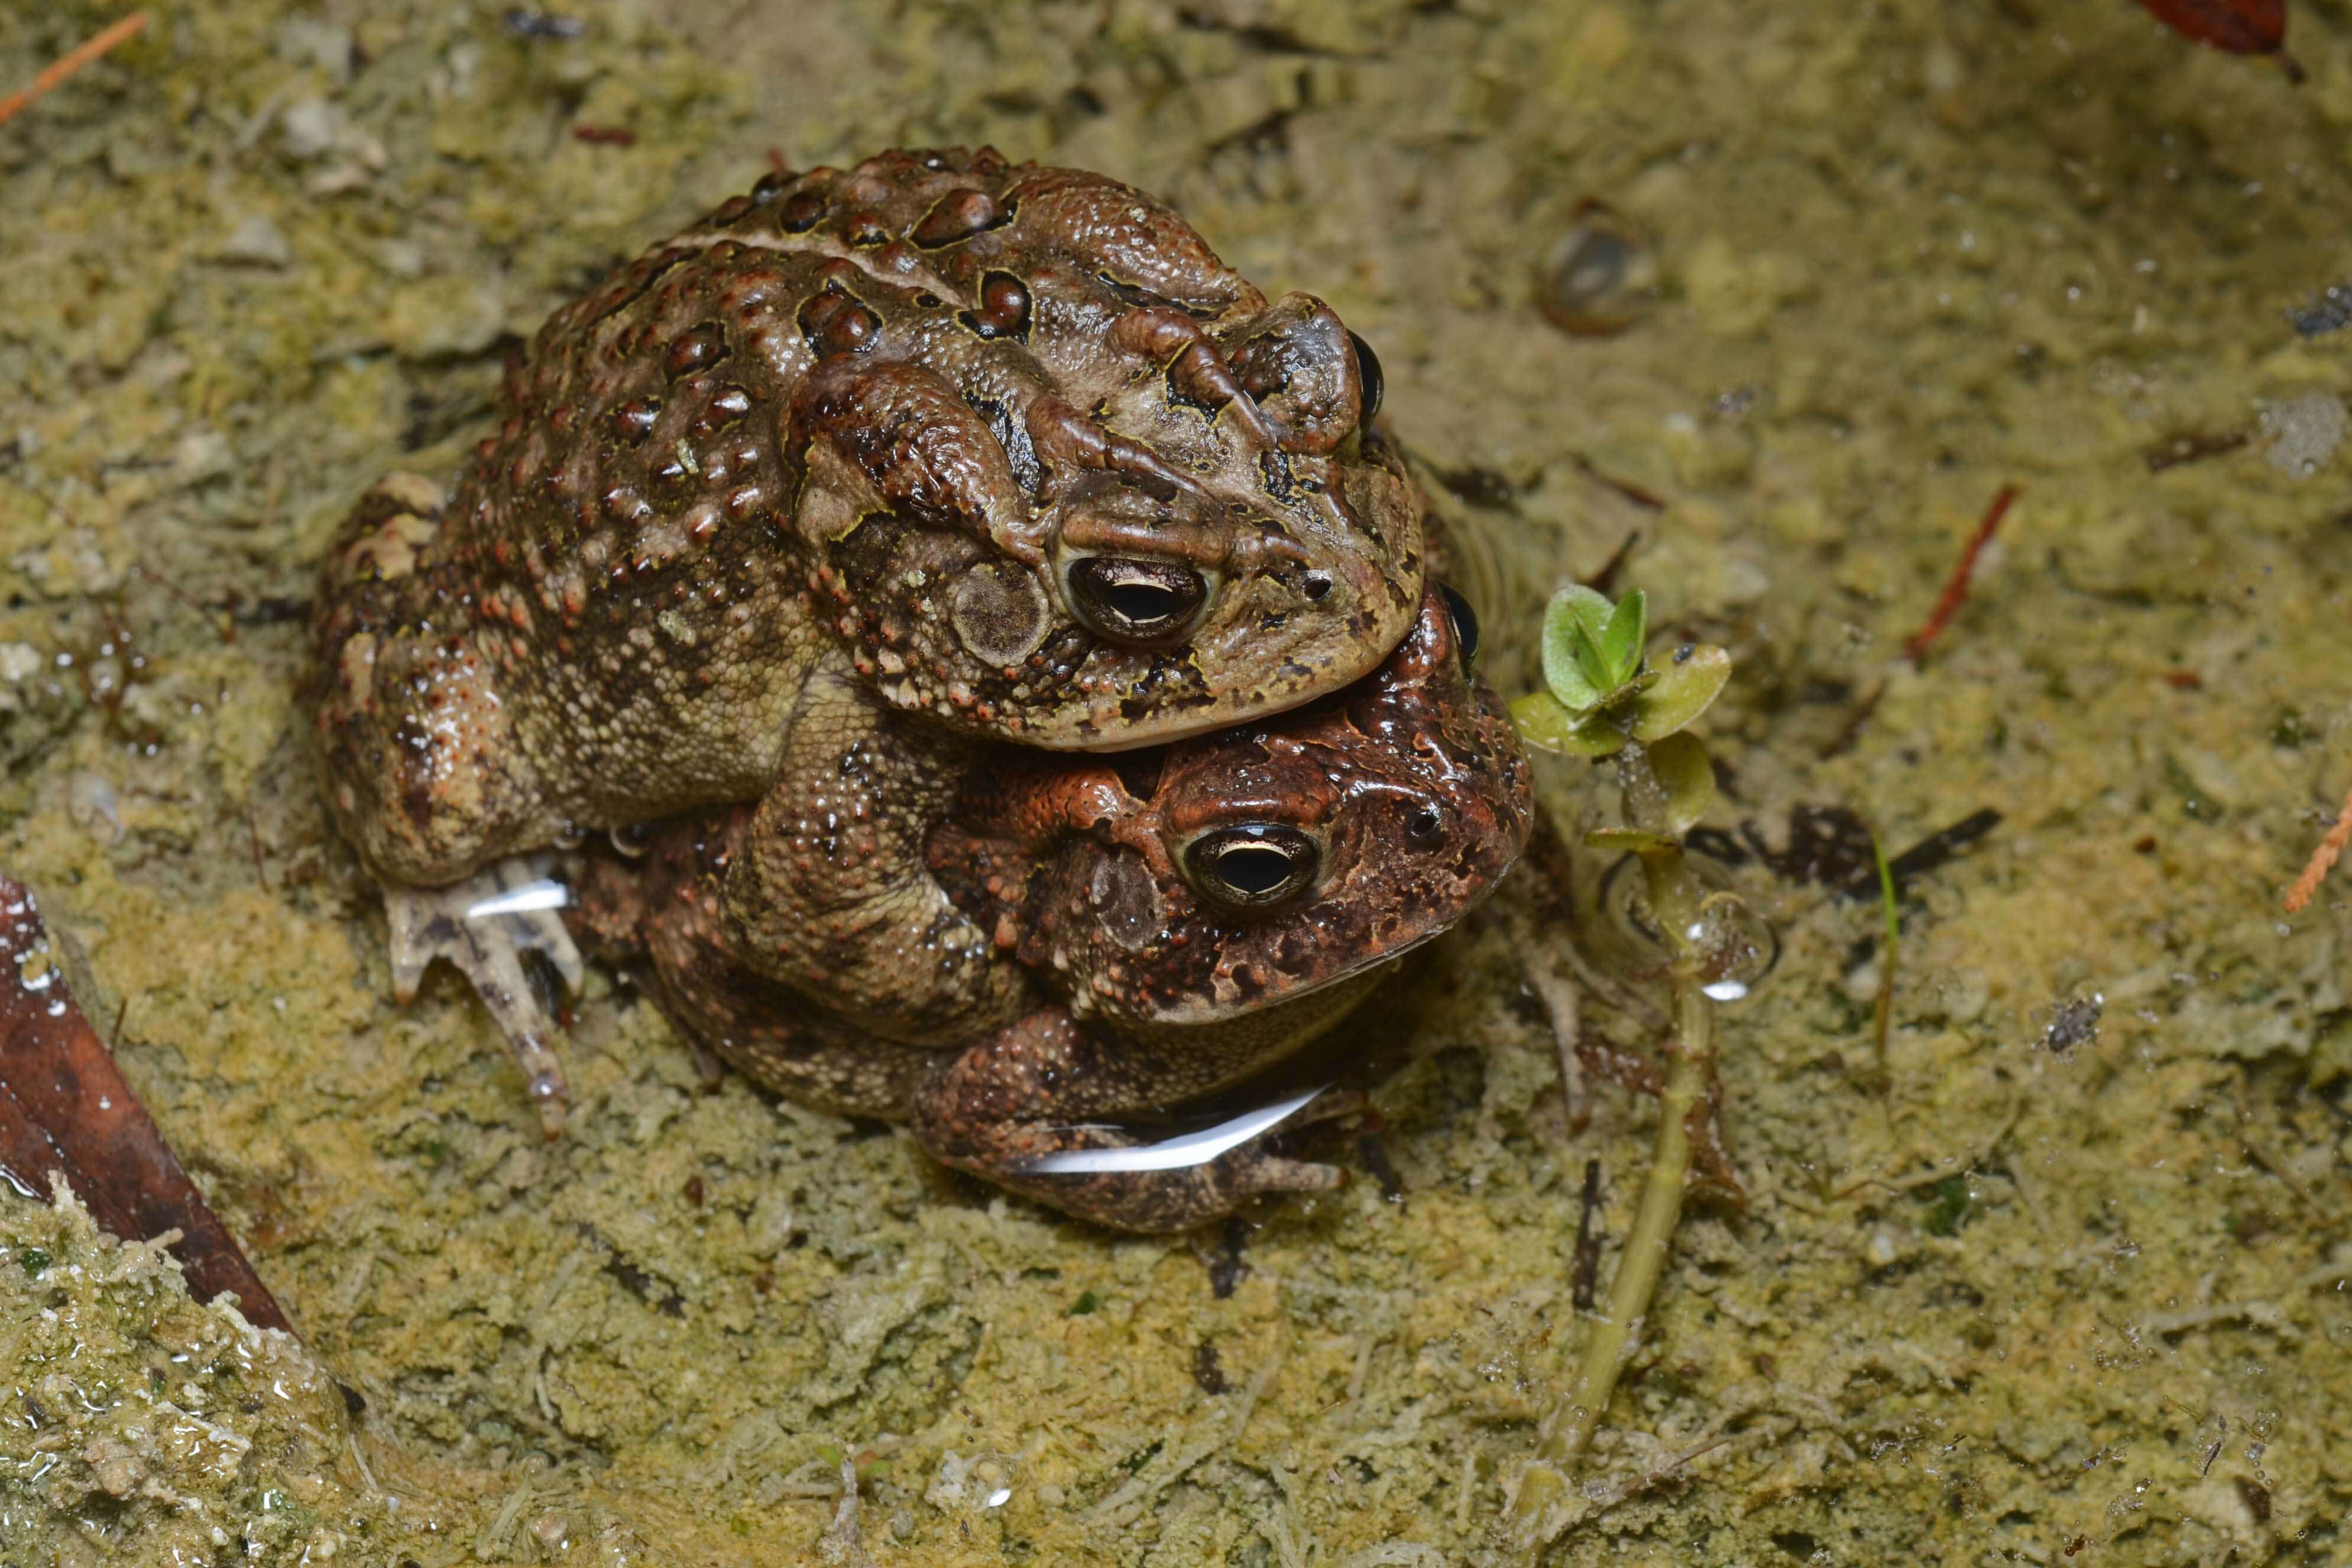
(504, 9, 587, 38)
(2286, 283, 2352, 338)
(2259, 391, 2347, 479)
(215, 215, 294, 268)
(1192, 1341, 1226, 1395)
(1068, 1290, 1099, 1316)
(2040, 993, 2104, 1057)
(1356, 1130, 1405, 1201)
(1749, 804, 1875, 887)
(572, 124, 637, 147)
(1207, 1215, 1250, 1299)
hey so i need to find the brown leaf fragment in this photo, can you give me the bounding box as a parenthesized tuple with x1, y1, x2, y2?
(2135, 0, 2285, 55)
(0, 873, 292, 1333)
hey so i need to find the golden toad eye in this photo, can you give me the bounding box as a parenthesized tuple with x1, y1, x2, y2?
(1183, 825, 1320, 911)
(1065, 556, 1209, 645)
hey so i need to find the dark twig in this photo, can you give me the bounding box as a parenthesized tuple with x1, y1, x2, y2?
(1816, 681, 1884, 761)
(2146, 430, 2249, 472)
(1566, 453, 1667, 512)
(1570, 1158, 1604, 1310)
(1837, 808, 2003, 900)
(1586, 528, 1643, 598)
(244, 801, 270, 890)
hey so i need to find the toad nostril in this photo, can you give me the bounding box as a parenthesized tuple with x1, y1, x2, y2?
(1407, 806, 1442, 844)
(1303, 574, 1332, 602)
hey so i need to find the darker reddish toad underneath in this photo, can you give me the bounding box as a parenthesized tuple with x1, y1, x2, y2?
(565, 589, 1529, 1232)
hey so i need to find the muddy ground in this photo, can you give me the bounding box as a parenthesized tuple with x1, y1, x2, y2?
(2, 2, 2350, 1563)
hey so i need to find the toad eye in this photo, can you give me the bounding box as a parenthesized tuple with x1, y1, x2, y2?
(1347, 330, 1383, 424)
(1065, 556, 1209, 645)
(1183, 825, 1321, 912)
(1436, 581, 1480, 668)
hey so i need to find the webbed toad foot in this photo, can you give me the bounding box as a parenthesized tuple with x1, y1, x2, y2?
(385, 855, 582, 1136)
(911, 1009, 1350, 1232)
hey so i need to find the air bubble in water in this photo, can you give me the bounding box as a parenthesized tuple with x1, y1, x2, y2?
(1599, 853, 1778, 1003)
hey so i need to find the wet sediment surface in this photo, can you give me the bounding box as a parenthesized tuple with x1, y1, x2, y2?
(2, 2, 2349, 1562)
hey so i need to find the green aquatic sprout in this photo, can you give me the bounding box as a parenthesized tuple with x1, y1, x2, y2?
(1508, 583, 1742, 1543)
(1511, 586, 1731, 759)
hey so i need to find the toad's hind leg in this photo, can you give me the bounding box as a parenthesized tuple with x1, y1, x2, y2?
(385, 855, 582, 1136)
(911, 1010, 1347, 1233)
(309, 473, 555, 889)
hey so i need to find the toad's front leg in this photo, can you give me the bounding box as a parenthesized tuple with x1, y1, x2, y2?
(721, 655, 1032, 1044)
(910, 1010, 1347, 1233)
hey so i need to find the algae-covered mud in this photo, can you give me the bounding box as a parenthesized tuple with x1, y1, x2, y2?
(4, 2, 2351, 1563)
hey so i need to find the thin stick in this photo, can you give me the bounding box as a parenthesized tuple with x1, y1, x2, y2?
(1904, 484, 2016, 665)
(1570, 1158, 1604, 1310)
(2283, 783, 2352, 913)
(1870, 830, 1898, 1074)
(0, 14, 150, 131)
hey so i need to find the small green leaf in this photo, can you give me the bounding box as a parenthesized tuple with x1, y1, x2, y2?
(1509, 691, 1628, 756)
(1541, 586, 1616, 712)
(1631, 644, 1731, 741)
(1646, 731, 1715, 836)
(1599, 589, 1646, 686)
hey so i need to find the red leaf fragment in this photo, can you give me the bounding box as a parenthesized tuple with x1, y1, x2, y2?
(2134, 0, 2287, 57)
(0, 874, 292, 1333)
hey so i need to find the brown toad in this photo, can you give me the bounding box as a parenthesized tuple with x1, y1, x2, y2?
(310, 148, 1426, 1126)
(565, 587, 1528, 1230)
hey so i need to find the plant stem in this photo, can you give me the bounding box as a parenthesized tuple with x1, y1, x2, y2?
(1511, 744, 1717, 1541)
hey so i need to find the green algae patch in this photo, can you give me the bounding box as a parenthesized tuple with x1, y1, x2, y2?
(0, 1184, 393, 1564)
(5, 0, 2352, 1563)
